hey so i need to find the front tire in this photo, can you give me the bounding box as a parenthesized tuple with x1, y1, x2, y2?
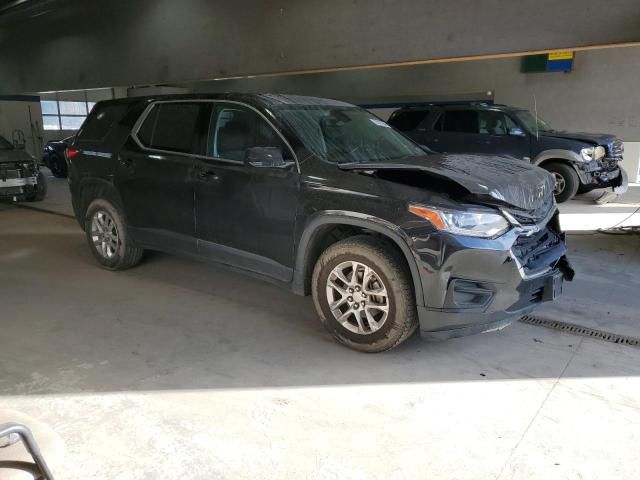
(48, 153, 68, 178)
(543, 162, 579, 203)
(312, 235, 418, 353)
(84, 198, 144, 270)
(25, 171, 47, 202)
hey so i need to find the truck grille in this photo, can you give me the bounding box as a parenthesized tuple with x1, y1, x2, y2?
(512, 227, 562, 276)
(608, 139, 624, 159)
(0, 168, 21, 180)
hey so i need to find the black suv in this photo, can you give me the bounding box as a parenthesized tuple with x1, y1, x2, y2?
(67, 94, 573, 352)
(388, 103, 628, 202)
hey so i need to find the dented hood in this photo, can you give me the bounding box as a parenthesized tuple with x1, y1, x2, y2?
(339, 153, 555, 211)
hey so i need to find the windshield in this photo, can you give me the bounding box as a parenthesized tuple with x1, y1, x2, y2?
(0, 136, 13, 150)
(276, 106, 425, 164)
(514, 110, 553, 133)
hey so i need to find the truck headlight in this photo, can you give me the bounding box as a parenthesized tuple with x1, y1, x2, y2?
(580, 146, 605, 161)
(408, 204, 509, 238)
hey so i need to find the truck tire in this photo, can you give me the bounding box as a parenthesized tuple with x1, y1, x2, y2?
(543, 162, 579, 203)
(312, 235, 418, 353)
(84, 198, 144, 270)
(25, 171, 47, 202)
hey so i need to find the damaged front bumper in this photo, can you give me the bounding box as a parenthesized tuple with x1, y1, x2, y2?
(0, 175, 38, 199)
(408, 210, 574, 340)
(577, 159, 628, 194)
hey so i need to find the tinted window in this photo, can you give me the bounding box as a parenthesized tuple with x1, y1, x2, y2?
(77, 103, 129, 141)
(137, 103, 201, 153)
(440, 110, 479, 133)
(208, 105, 288, 161)
(388, 110, 429, 131)
(478, 110, 517, 135)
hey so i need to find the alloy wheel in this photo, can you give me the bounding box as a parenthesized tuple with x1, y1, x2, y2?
(325, 260, 389, 335)
(552, 172, 566, 195)
(91, 210, 120, 259)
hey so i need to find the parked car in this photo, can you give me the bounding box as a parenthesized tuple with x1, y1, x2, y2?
(387, 102, 628, 202)
(0, 135, 47, 202)
(43, 135, 74, 178)
(67, 94, 573, 352)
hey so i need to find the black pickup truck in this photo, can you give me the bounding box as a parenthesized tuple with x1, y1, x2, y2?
(388, 102, 628, 202)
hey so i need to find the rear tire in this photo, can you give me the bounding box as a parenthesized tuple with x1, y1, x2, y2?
(543, 162, 579, 203)
(84, 198, 144, 270)
(312, 235, 418, 353)
(48, 153, 68, 178)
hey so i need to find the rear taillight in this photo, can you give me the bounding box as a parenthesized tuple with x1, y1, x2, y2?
(65, 147, 80, 160)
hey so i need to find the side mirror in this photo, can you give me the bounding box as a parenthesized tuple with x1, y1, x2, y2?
(245, 146, 291, 168)
(508, 127, 526, 137)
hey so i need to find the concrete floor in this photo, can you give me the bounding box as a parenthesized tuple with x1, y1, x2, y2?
(1, 198, 639, 479)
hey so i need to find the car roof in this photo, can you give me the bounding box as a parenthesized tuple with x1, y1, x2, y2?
(94, 93, 355, 110)
(394, 103, 523, 112)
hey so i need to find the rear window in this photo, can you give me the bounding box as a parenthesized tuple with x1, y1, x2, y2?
(388, 110, 430, 132)
(436, 110, 479, 133)
(77, 103, 130, 141)
(136, 102, 201, 154)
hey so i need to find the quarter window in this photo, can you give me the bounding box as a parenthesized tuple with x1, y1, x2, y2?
(208, 105, 288, 161)
(137, 103, 201, 154)
(389, 110, 430, 132)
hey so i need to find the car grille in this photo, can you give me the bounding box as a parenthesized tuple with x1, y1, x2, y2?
(0, 168, 21, 180)
(512, 226, 562, 276)
(608, 139, 624, 159)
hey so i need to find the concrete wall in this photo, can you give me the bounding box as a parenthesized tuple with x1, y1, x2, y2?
(1, 0, 639, 93)
(0, 99, 43, 158)
(187, 46, 640, 181)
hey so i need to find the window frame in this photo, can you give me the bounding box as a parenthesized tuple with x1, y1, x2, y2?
(207, 101, 295, 163)
(131, 99, 299, 172)
(41, 93, 96, 131)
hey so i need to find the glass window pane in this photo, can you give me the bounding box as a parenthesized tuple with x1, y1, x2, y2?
(41, 101, 59, 115)
(149, 103, 201, 153)
(442, 110, 479, 133)
(61, 116, 86, 130)
(87, 102, 96, 113)
(389, 110, 429, 132)
(43, 115, 60, 130)
(77, 103, 129, 141)
(59, 101, 87, 115)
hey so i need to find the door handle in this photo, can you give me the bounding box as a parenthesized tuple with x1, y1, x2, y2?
(119, 156, 134, 167)
(196, 168, 219, 181)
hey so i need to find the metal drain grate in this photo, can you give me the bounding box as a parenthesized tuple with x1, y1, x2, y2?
(520, 315, 640, 347)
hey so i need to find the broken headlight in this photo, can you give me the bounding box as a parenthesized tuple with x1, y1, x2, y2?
(408, 204, 509, 238)
(580, 146, 605, 161)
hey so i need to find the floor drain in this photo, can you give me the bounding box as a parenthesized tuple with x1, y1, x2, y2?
(520, 315, 640, 347)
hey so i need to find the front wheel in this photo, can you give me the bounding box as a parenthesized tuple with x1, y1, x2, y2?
(25, 171, 47, 202)
(312, 235, 418, 353)
(48, 153, 67, 178)
(542, 162, 579, 203)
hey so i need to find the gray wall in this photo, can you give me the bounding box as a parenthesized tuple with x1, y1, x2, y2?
(188, 47, 640, 142)
(1, 0, 639, 93)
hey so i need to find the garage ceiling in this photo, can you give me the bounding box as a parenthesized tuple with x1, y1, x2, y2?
(1, 0, 640, 93)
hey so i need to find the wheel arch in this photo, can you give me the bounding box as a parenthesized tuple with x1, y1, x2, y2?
(74, 177, 123, 230)
(293, 212, 425, 308)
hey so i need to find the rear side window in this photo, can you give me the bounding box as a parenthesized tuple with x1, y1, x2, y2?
(388, 110, 430, 131)
(436, 110, 479, 133)
(137, 102, 201, 154)
(77, 103, 130, 141)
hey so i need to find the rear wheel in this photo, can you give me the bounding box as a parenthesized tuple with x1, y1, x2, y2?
(312, 235, 418, 353)
(48, 153, 67, 178)
(84, 198, 144, 270)
(542, 162, 579, 203)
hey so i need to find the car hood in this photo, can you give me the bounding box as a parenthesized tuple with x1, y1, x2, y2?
(541, 131, 617, 145)
(339, 153, 554, 211)
(0, 149, 33, 164)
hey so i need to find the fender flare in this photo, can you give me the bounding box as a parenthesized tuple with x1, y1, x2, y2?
(292, 211, 426, 307)
(73, 177, 122, 228)
(533, 149, 583, 166)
